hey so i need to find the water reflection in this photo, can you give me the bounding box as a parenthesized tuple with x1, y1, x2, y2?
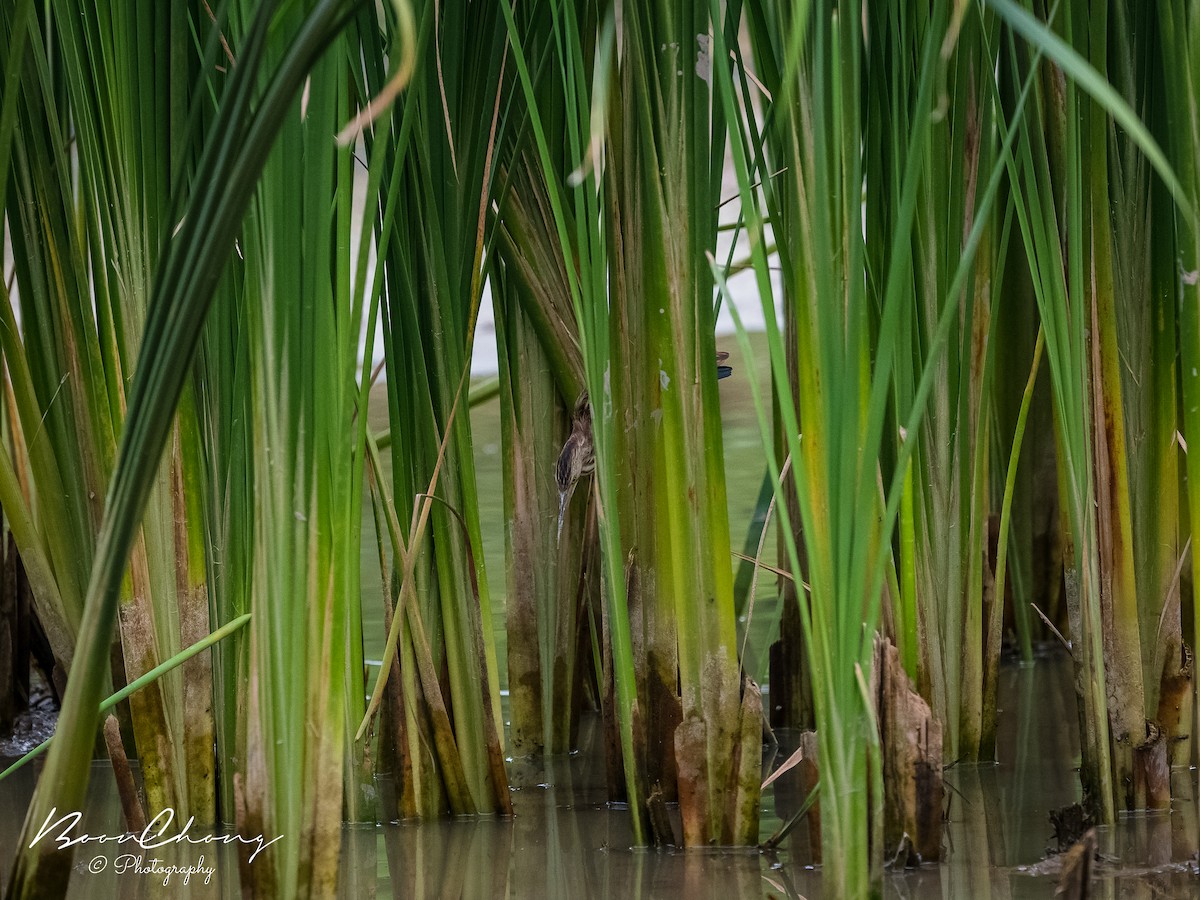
(1, 652, 1197, 898)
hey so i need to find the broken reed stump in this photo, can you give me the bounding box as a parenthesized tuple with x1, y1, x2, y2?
(1132, 721, 1170, 811)
(646, 783, 679, 847)
(667, 678, 763, 846)
(765, 644, 940, 865)
(674, 712, 709, 846)
(1156, 641, 1192, 768)
(873, 636, 943, 863)
(728, 677, 764, 845)
(794, 730, 822, 864)
(1055, 827, 1097, 900)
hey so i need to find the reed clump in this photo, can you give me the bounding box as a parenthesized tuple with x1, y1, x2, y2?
(0, 2, 1197, 899)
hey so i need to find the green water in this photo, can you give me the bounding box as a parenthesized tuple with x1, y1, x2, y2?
(3, 653, 1197, 897)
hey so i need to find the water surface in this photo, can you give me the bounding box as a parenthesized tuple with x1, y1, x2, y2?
(3, 652, 1197, 898)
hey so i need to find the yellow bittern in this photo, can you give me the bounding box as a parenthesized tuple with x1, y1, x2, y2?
(555, 352, 731, 538)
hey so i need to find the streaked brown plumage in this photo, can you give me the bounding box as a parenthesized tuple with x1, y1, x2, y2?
(556, 393, 595, 497)
(554, 353, 732, 539)
(555, 394, 593, 539)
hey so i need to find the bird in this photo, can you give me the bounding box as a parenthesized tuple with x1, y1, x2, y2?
(555, 351, 732, 539)
(556, 393, 594, 539)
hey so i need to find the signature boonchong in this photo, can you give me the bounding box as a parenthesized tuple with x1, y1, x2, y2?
(29, 807, 282, 864)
